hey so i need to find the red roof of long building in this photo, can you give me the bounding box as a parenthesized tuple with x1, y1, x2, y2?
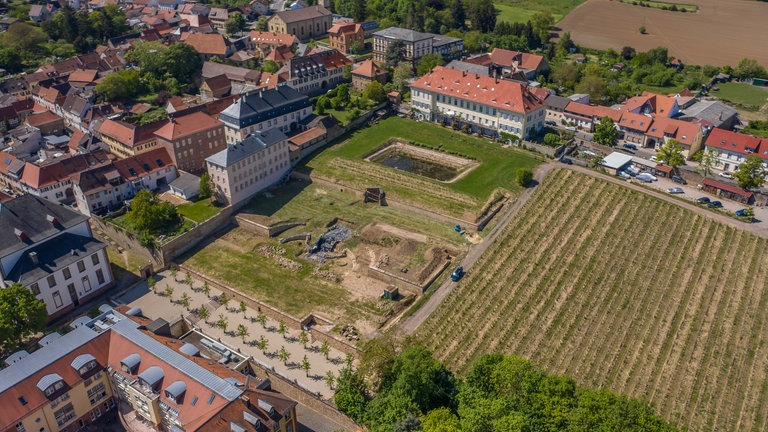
(411, 66, 544, 114)
(154, 111, 222, 141)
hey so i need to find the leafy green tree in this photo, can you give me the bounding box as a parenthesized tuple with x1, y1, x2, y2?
(301, 354, 311, 376)
(180, 293, 191, 310)
(125, 40, 168, 77)
(184, 271, 192, 286)
(3, 22, 48, 53)
(147, 275, 156, 293)
(450, 0, 466, 29)
(277, 320, 288, 339)
(363, 388, 421, 432)
(237, 323, 249, 342)
(462, 30, 483, 53)
(734, 155, 767, 189)
(256, 335, 268, 353)
(165, 43, 202, 83)
(278, 345, 291, 365)
(225, 11, 247, 35)
(216, 314, 228, 333)
(735, 57, 768, 79)
(576, 75, 606, 101)
(95, 69, 143, 101)
(320, 340, 331, 359)
(299, 330, 309, 348)
(656, 139, 685, 170)
(699, 148, 720, 177)
(467, 0, 496, 32)
(363, 80, 387, 103)
(0, 49, 22, 73)
(516, 168, 533, 187)
(255, 15, 269, 31)
(0, 283, 47, 350)
(335, 368, 368, 421)
(531, 10, 554, 43)
(544, 133, 560, 146)
(421, 407, 461, 432)
(325, 370, 336, 389)
(417, 53, 444, 76)
(384, 345, 457, 414)
(639, 26, 646, 34)
(126, 190, 180, 234)
(170, 265, 178, 281)
(199, 172, 212, 199)
(239, 300, 247, 317)
(164, 285, 174, 300)
(350, 40, 365, 55)
(218, 292, 230, 310)
(552, 62, 581, 90)
(358, 337, 396, 392)
(262, 60, 280, 73)
(385, 40, 407, 67)
(593, 116, 619, 147)
(343, 64, 352, 80)
(256, 311, 267, 328)
(392, 62, 414, 92)
(198, 304, 210, 322)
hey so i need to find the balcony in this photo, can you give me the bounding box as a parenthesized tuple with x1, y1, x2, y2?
(118, 401, 158, 432)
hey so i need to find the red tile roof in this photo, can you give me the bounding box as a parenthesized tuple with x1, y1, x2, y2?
(21, 150, 112, 189)
(621, 92, 677, 117)
(288, 126, 325, 148)
(250, 31, 297, 46)
(618, 112, 652, 132)
(352, 59, 387, 79)
(705, 128, 762, 155)
(154, 111, 223, 141)
(645, 117, 701, 146)
(68, 69, 99, 84)
(114, 147, 174, 181)
(264, 45, 294, 62)
(25, 110, 64, 127)
(411, 66, 544, 114)
(327, 22, 362, 36)
(183, 33, 229, 56)
(489, 48, 546, 72)
(99, 119, 168, 147)
(702, 177, 754, 199)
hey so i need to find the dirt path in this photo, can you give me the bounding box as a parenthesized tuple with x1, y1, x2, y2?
(400, 163, 558, 334)
(400, 162, 768, 335)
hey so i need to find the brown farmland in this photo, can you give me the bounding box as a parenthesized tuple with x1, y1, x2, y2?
(557, 0, 768, 67)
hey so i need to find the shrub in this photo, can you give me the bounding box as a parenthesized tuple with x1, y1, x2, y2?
(516, 168, 534, 187)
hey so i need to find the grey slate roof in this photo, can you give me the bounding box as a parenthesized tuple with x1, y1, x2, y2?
(682, 100, 738, 125)
(445, 60, 489, 76)
(206, 128, 288, 168)
(121, 353, 141, 370)
(169, 172, 201, 193)
(111, 318, 243, 401)
(545, 94, 571, 111)
(7, 233, 107, 286)
(218, 86, 310, 130)
(374, 27, 432, 42)
(179, 342, 200, 356)
(0, 195, 88, 260)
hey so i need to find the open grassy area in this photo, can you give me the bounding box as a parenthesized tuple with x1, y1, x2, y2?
(302, 117, 543, 221)
(494, 0, 586, 23)
(177, 199, 223, 223)
(417, 169, 768, 432)
(714, 82, 768, 110)
(618, 0, 698, 12)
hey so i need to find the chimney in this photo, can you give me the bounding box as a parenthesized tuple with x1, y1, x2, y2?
(29, 252, 38, 265)
(46, 214, 60, 227)
(240, 395, 250, 408)
(14, 228, 28, 242)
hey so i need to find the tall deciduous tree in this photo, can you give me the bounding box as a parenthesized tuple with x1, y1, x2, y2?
(593, 116, 619, 147)
(699, 148, 720, 177)
(656, 139, 685, 170)
(417, 53, 444, 76)
(125, 190, 180, 233)
(450, 0, 466, 30)
(95, 69, 143, 101)
(385, 39, 407, 67)
(225, 11, 247, 35)
(467, 0, 496, 33)
(0, 283, 47, 350)
(165, 43, 202, 83)
(734, 155, 767, 189)
(363, 80, 387, 103)
(392, 62, 414, 92)
(199, 172, 212, 199)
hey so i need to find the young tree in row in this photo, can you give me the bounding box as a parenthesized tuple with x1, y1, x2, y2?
(202, 280, 211, 298)
(299, 330, 310, 349)
(216, 314, 228, 333)
(320, 340, 331, 359)
(198, 305, 210, 322)
(278, 346, 291, 365)
(180, 293, 191, 310)
(593, 116, 619, 147)
(237, 324, 249, 343)
(278, 321, 288, 339)
(147, 275, 156, 293)
(184, 271, 192, 287)
(164, 286, 174, 301)
(219, 292, 230, 309)
(257, 311, 268, 329)
(699, 148, 720, 177)
(301, 355, 311, 377)
(256, 335, 269, 354)
(170, 265, 178, 281)
(239, 301, 247, 318)
(325, 370, 336, 390)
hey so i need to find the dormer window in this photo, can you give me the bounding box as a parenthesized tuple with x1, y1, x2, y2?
(37, 373, 65, 398)
(138, 366, 164, 391)
(120, 353, 141, 374)
(164, 381, 186, 404)
(71, 353, 98, 377)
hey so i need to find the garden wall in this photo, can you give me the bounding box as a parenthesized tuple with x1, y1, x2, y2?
(90, 217, 161, 264)
(341, 102, 389, 133)
(234, 217, 306, 238)
(160, 206, 235, 263)
(521, 141, 558, 157)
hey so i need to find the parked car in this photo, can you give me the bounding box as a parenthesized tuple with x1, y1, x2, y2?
(650, 155, 658, 162)
(697, 197, 711, 204)
(560, 157, 573, 165)
(451, 266, 464, 282)
(627, 166, 641, 176)
(639, 172, 658, 181)
(636, 174, 654, 183)
(736, 208, 749, 217)
(707, 200, 723, 208)
(719, 172, 734, 179)
(667, 187, 684, 194)
(623, 143, 638, 150)
(618, 170, 632, 179)
(671, 175, 687, 185)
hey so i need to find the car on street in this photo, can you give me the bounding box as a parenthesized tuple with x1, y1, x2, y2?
(451, 266, 464, 282)
(636, 174, 654, 183)
(650, 155, 658, 162)
(707, 200, 723, 208)
(639, 172, 658, 181)
(623, 143, 638, 150)
(719, 172, 734, 179)
(696, 197, 711, 204)
(618, 170, 632, 179)
(736, 208, 750, 217)
(667, 187, 684, 194)
(671, 175, 687, 185)
(560, 157, 573, 164)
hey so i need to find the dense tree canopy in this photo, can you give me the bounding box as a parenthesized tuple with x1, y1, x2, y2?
(363, 80, 387, 103)
(417, 53, 445, 76)
(95, 69, 142, 101)
(734, 155, 767, 190)
(42, 5, 128, 53)
(593, 116, 619, 147)
(126, 190, 180, 234)
(656, 139, 685, 169)
(0, 283, 47, 351)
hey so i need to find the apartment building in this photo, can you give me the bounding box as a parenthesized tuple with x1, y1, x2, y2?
(282, 48, 352, 96)
(98, 119, 167, 159)
(704, 128, 768, 173)
(17, 150, 112, 205)
(267, 6, 332, 42)
(205, 128, 289, 206)
(154, 111, 226, 173)
(373, 27, 463, 64)
(0, 195, 113, 320)
(327, 22, 364, 54)
(410, 66, 545, 138)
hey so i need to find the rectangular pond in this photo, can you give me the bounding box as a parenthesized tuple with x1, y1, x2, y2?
(369, 149, 460, 181)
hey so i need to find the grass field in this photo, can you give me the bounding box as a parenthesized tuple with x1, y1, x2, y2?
(714, 82, 768, 110)
(177, 199, 223, 223)
(494, 0, 586, 23)
(417, 169, 768, 432)
(302, 117, 543, 221)
(618, 0, 698, 12)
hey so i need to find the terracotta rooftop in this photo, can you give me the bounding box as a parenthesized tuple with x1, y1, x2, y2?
(155, 111, 223, 141)
(489, 48, 546, 71)
(352, 59, 387, 78)
(705, 128, 763, 155)
(618, 112, 653, 132)
(25, 110, 64, 127)
(250, 31, 297, 46)
(327, 22, 362, 36)
(98, 119, 168, 147)
(273, 5, 330, 24)
(67, 69, 99, 84)
(645, 117, 700, 146)
(183, 32, 229, 56)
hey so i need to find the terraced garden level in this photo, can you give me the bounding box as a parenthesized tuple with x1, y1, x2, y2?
(417, 169, 768, 432)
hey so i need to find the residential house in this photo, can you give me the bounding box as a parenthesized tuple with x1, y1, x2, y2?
(61, 94, 93, 132)
(201, 74, 232, 102)
(18, 150, 112, 204)
(25, 111, 66, 136)
(67, 69, 99, 89)
(0, 153, 27, 194)
(179, 12, 213, 31)
(97, 119, 168, 158)
(373, 27, 463, 65)
(281, 48, 352, 96)
(264, 45, 294, 63)
(205, 128, 289, 206)
(218, 86, 312, 143)
(67, 131, 101, 155)
(703, 128, 767, 173)
(679, 99, 739, 130)
(621, 92, 680, 118)
(0, 194, 113, 319)
(644, 116, 703, 156)
(472, 48, 549, 80)
(28, 4, 52, 22)
(202, 61, 264, 84)
(154, 111, 226, 172)
(0, 305, 299, 432)
(182, 32, 233, 61)
(72, 148, 177, 216)
(410, 66, 546, 138)
(543, 94, 570, 125)
(249, 31, 298, 53)
(327, 22, 363, 54)
(0, 77, 31, 97)
(157, 0, 183, 10)
(618, 112, 653, 146)
(561, 102, 621, 132)
(351, 59, 387, 92)
(287, 116, 340, 163)
(267, 5, 333, 42)
(247, 0, 269, 15)
(33, 85, 67, 115)
(208, 7, 228, 30)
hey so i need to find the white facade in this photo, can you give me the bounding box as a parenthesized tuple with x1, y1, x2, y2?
(224, 107, 311, 144)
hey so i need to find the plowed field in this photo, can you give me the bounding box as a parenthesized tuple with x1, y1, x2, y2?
(557, 0, 768, 67)
(418, 169, 768, 431)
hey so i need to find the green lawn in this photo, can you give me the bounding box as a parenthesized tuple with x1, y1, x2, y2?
(301, 117, 543, 220)
(324, 108, 356, 127)
(618, 0, 698, 12)
(177, 199, 223, 223)
(714, 82, 768, 110)
(494, 0, 586, 23)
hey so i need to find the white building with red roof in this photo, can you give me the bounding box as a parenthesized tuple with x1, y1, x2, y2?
(704, 128, 768, 173)
(410, 66, 546, 138)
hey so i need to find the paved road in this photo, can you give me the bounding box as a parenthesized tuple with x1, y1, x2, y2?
(399, 163, 558, 334)
(400, 161, 768, 335)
